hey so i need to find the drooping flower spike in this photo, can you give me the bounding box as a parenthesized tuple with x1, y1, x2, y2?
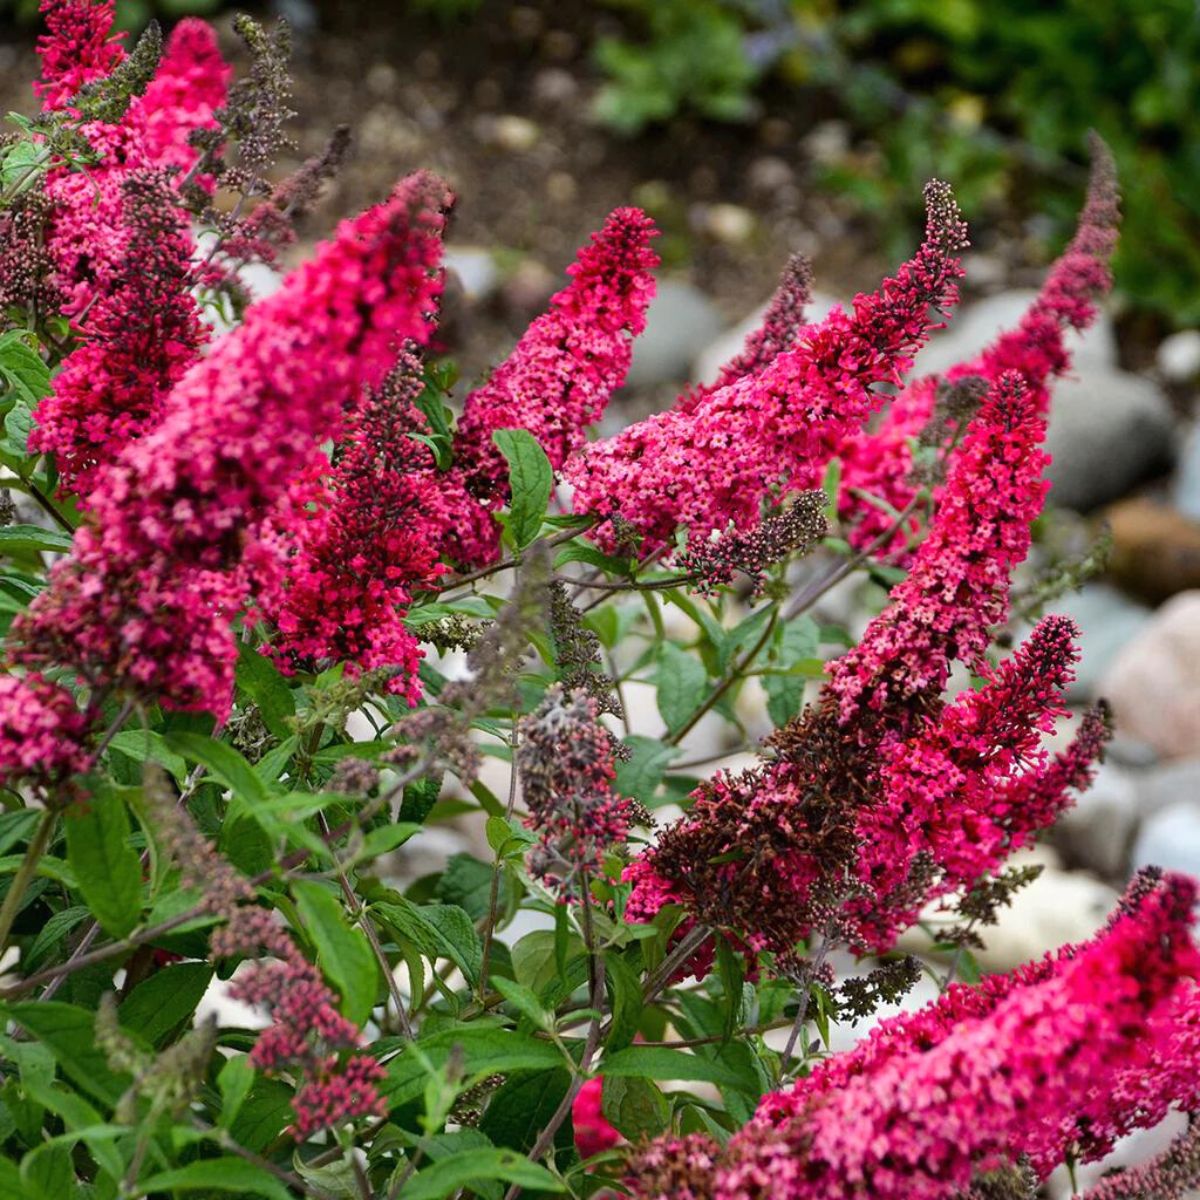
(629, 871, 1200, 1200)
(8, 172, 451, 726)
(565, 180, 968, 555)
(446, 206, 659, 565)
(837, 135, 1119, 556)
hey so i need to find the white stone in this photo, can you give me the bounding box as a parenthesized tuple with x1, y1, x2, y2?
(1101, 590, 1200, 759)
(1172, 421, 1200, 522)
(1052, 760, 1139, 877)
(1133, 802, 1200, 879)
(1158, 328, 1200, 382)
(444, 245, 499, 302)
(916, 289, 1118, 377)
(627, 280, 725, 387)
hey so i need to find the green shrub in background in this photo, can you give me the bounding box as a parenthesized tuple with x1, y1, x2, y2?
(595, 0, 1200, 325)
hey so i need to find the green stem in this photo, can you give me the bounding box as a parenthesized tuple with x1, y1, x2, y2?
(0, 808, 57, 953)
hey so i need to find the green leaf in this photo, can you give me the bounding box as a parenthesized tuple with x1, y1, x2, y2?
(292, 880, 379, 1026)
(382, 1025, 565, 1108)
(399, 1147, 564, 1199)
(217, 1055, 255, 1129)
(0, 525, 72, 556)
(136, 1158, 292, 1200)
(372, 899, 482, 986)
(0, 332, 50, 409)
(764, 616, 821, 726)
(655, 641, 708, 735)
(118, 961, 213, 1046)
(492, 977, 553, 1031)
(105, 728, 188, 783)
(165, 731, 271, 809)
(599, 1045, 748, 1088)
(227, 1079, 293, 1152)
(0, 808, 39, 856)
(604, 952, 642, 1052)
(235, 642, 296, 741)
(478, 1069, 571, 1154)
(64, 783, 142, 937)
(614, 735, 679, 805)
(717, 606, 773, 673)
(493, 428, 553, 550)
(0, 1001, 130, 1106)
(601, 1075, 670, 1141)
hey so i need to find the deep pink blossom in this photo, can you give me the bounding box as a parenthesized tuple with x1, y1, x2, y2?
(445, 207, 658, 566)
(126, 18, 230, 180)
(33, 0, 124, 111)
(629, 872, 1200, 1200)
(0, 673, 89, 790)
(31, 170, 208, 495)
(573, 1078, 622, 1159)
(214, 908, 387, 1137)
(827, 370, 1049, 727)
(565, 182, 967, 555)
(11, 173, 451, 720)
(255, 351, 447, 704)
(838, 138, 1119, 554)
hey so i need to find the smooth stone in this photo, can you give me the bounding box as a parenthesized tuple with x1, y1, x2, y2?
(1105, 497, 1200, 603)
(627, 280, 725, 387)
(1132, 801, 1200, 878)
(444, 245, 499, 302)
(1042, 371, 1175, 512)
(1173, 421, 1200, 522)
(1051, 760, 1139, 878)
(1137, 759, 1200, 817)
(1038, 583, 1155, 703)
(703, 204, 756, 245)
(1101, 590, 1200, 759)
(915, 289, 1118, 377)
(690, 290, 840, 390)
(1158, 328, 1200, 382)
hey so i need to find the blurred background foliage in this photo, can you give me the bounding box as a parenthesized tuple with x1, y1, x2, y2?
(586, 0, 1198, 324)
(1, 0, 1194, 325)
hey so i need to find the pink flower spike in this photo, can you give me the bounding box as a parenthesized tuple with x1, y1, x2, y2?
(566, 180, 967, 556)
(446, 207, 659, 566)
(573, 1077, 622, 1159)
(33, 0, 124, 111)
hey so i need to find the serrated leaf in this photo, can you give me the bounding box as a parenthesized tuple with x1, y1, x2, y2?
(0, 525, 72, 556)
(601, 1075, 670, 1141)
(493, 428, 553, 550)
(614, 735, 679, 805)
(398, 1147, 564, 1199)
(218, 1055, 255, 1129)
(118, 961, 213, 1046)
(655, 641, 708, 734)
(135, 1158, 292, 1200)
(105, 728, 187, 783)
(164, 731, 271, 809)
(599, 1045, 747, 1088)
(292, 880, 379, 1026)
(235, 643, 296, 740)
(64, 784, 141, 937)
(373, 899, 482, 986)
(478, 1069, 571, 1154)
(0, 1001, 130, 1106)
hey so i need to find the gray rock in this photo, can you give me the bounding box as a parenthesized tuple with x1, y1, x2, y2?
(1042, 370, 1175, 511)
(1041, 583, 1155, 702)
(1132, 802, 1200, 878)
(1173, 421, 1200, 522)
(690, 291, 839, 390)
(1101, 591, 1200, 760)
(916, 289, 1118, 377)
(1158, 328, 1200, 383)
(1052, 760, 1139, 877)
(1137, 759, 1200, 817)
(443, 245, 499, 302)
(627, 280, 725, 387)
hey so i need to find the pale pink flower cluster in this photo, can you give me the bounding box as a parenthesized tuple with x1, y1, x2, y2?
(837, 138, 1119, 554)
(445, 207, 659, 565)
(564, 181, 967, 554)
(11, 173, 451, 721)
(630, 872, 1200, 1200)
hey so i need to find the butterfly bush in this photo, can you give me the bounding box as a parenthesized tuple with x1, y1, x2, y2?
(0, 7, 1195, 1197)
